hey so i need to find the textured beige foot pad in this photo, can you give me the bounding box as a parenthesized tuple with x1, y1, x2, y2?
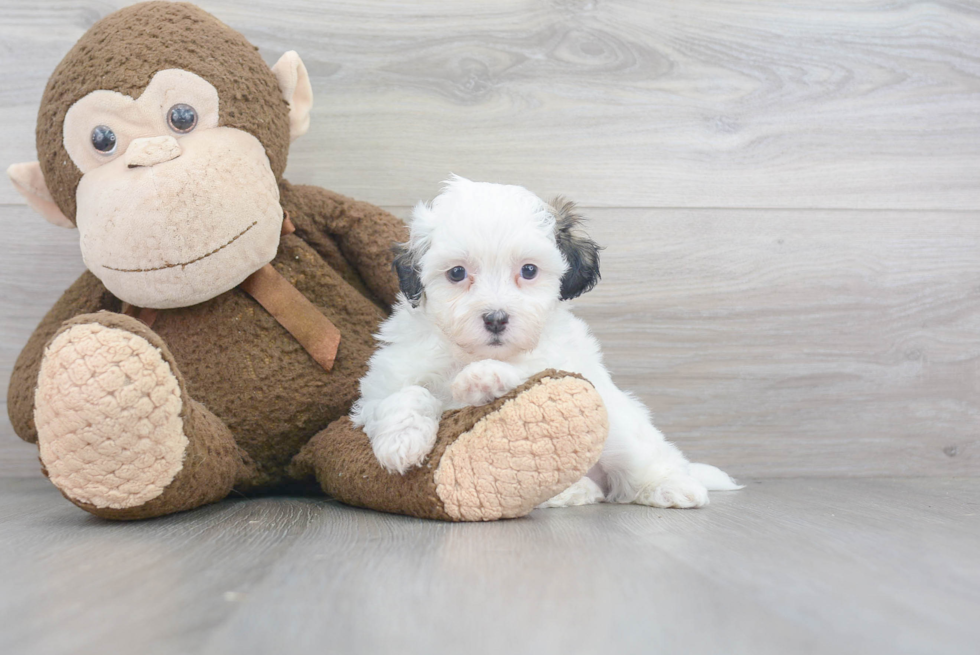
(433, 375, 607, 520)
(294, 370, 609, 521)
(34, 320, 188, 509)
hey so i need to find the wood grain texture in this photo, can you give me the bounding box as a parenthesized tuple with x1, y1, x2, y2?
(569, 208, 980, 478)
(2, 1, 980, 208)
(3, 205, 977, 478)
(1, 477, 978, 655)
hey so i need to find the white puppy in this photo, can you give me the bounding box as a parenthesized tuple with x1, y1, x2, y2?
(351, 176, 741, 508)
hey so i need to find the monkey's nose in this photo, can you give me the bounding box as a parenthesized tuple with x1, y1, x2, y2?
(483, 310, 509, 335)
(125, 136, 182, 168)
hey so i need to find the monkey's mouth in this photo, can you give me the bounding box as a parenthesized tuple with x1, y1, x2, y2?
(102, 221, 258, 273)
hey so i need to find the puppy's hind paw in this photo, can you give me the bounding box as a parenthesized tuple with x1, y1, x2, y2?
(452, 359, 524, 406)
(537, 476, 605, 508)
(635, 475, 709, 509)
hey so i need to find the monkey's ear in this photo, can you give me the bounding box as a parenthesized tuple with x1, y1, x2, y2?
(7, 162, 74, 229)
(271, 51, 313, 142)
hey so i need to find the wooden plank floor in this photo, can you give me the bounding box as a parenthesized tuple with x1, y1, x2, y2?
(0, 477, 977, 655)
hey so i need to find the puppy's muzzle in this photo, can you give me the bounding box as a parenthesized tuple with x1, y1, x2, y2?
(483, 310, 509, 335)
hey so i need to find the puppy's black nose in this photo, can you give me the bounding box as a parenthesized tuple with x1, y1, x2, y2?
(483, 310, 509, 334)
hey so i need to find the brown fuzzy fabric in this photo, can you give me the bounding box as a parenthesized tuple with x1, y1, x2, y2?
(37, 2, 291, 222)
(8, 184, 405, 507)
(152, 231, 388, 490)
(280, 181, 407, 309)
(292, 370, 592, 521)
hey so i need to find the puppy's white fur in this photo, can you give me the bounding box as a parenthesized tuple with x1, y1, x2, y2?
(352, 176, 741, 508)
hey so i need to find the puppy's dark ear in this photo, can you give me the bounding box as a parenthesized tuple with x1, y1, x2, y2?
(551, 197, 601, 300)
(392, 244, 424, 307)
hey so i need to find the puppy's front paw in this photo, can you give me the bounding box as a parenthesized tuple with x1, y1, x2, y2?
(369, 387, 441, 474)
(634, 475, 709, 509)
(452, 360, 524, 406)
(371, 415, 439, 475)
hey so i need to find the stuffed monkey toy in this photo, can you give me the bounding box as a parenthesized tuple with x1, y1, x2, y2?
(6, 2, 608, 521)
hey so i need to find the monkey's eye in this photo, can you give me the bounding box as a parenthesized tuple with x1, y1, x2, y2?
(521, 264, 538, 280)
(167, 104, 198, 133)
(91, 125, 117, 154)
(447, 266, 467, 283)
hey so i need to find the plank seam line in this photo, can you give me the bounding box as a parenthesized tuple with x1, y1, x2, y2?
(2, 202, 978, 213)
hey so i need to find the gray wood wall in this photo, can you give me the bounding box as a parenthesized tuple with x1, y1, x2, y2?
(1, 0, 977, 478)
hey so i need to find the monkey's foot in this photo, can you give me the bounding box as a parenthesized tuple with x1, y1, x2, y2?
(34, 312, 245, 519)
(292, 370, 609, 521)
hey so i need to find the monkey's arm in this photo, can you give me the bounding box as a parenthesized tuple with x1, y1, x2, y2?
(8, 271, 115, 443)
(279, 181, 407, 308)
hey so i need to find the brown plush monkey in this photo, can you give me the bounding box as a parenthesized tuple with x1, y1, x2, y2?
(6, 2, 607, 521)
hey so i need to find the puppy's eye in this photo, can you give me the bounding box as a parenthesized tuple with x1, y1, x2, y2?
(521, 264, 538, 280)
(91, 125, 117, 154)
(447, 266, 467, 283)
(167, 104, 198, 133)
